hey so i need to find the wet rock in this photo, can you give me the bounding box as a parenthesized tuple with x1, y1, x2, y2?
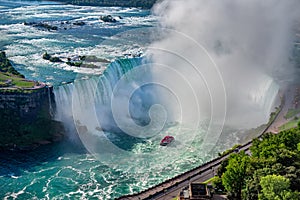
(73, 21, 86, 26)
(42, 52, 51, 60)
(100, 15, 117, 23)
(49, 57, 63, 62)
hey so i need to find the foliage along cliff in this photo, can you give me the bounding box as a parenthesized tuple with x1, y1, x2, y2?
(214, 123, 300, 200)
(50, 0, 159, 9)
(0, 51, 64, 151)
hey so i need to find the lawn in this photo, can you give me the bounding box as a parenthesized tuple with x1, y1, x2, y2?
(284, 108, 300, 119)
(0, 72, 34, 88)
(279, 119, 300, 131)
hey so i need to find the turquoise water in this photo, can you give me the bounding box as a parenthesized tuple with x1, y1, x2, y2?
(0, 134, 225, 199)
(0, 1, 240, 199)
(0, 0, 157, 86)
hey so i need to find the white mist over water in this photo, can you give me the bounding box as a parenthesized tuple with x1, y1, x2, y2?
(53, 0, 300, 156)
(54, 58, 173, 140)
(149, 0, 300, 129)
(2, 1, 300, 199)
(47, 1, 300, 198)
(53, 58, 209, 166)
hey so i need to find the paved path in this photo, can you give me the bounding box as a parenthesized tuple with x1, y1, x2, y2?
(266, 84, 299, 133)
(0, 81, 47, 91)
(155, 169, 214, 200)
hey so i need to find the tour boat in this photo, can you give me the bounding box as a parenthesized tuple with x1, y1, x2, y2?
(160, 136, 175, 146)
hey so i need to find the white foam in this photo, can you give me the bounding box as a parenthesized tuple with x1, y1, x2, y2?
(11, 175, 19, 179)
(122, 16, 159, 26)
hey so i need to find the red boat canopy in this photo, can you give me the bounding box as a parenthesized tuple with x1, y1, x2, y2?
(160, 135, 175, 146)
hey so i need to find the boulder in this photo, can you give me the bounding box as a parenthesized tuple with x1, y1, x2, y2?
(100, 15, 117, 23)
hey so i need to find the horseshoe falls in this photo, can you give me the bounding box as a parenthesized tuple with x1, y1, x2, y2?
(49, 55, 279, 198)
(0, 56, 280, 200)
(0, 0, 287, 199)
(0, 57, 216, 200)
(54, 57, 156, 137)
(0, 56, 280, 199)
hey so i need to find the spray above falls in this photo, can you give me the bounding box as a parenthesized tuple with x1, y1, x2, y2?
(53, 0, 300, 158)
(149, 0, 300, 128)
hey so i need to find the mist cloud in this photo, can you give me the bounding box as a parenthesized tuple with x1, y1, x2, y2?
(149, 0, 300, 128)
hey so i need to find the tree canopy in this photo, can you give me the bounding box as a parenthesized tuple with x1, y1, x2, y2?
(0, 51, 24, 78)
(259, 175, 295, 200)
(215, 124, 300, 200)
(222, 151, 250, 199)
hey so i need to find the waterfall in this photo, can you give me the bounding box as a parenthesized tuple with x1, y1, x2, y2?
(53, 56, 280, 148)
(226, 73, 279, 128)
(53, 57, 166, 140)
(47, 86, 54, 117)
(249, 74, 279, 116)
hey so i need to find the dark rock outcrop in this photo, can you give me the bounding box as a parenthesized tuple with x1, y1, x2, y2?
(73, 21, 86, 26)
(24, 21, 58, 31)
(100, 15, 117, 23)
(0, 86, 65, 151)
(42, 52, 63, 62)
(0, 52, 65, 151)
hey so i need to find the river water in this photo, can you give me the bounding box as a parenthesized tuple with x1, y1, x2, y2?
(0, 1, 276, 199)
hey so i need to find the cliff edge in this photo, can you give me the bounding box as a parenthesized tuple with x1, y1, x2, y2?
(0, 51, 64, 151)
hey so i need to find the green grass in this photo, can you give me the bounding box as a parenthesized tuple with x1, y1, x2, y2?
(12, 79, 35, 88)
(0, 72, 11, 81)
(203, 176, 217, 184)
(219, 144, 241, 156)
(267, 106, 281, 126)
(0, 72, 34, 88)
(279, 119, 300, 131)
(285, 108, 300, 119)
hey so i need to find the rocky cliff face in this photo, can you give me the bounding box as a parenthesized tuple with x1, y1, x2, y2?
(0, 86, 64, 151)
(0, 87, 55, 121)
(0, 50, 64, 151)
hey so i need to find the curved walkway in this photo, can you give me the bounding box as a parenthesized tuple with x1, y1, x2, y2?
(0, 81, 47, 91)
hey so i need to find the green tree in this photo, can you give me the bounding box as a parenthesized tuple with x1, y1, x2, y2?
(222, 151, 250, 200)
(217, 158, 229, 177)
(244, 166, 278, 200)
(219, 125, 300, 199)
(259, 175, 292, 200)
(0, 51, 24, 77)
